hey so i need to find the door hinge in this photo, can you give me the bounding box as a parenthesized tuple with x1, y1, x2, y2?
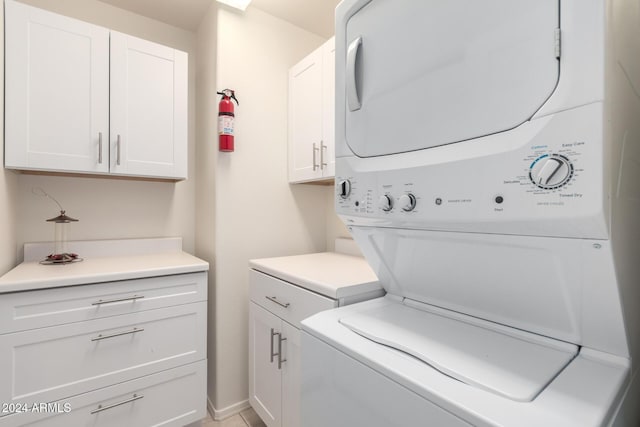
(554, 28, 561, 59)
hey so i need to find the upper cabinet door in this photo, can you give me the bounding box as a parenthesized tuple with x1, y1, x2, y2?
(4, 0, 109, 173)
(110, 32, 188, 179)
(321, 37, 336, 178)
(344, 0, 560, 157)
(288, 48, 324, 183)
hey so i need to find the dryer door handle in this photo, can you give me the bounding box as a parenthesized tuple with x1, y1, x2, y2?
(347, 36, 362, 111)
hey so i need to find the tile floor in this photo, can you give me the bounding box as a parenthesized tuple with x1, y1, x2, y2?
(198, 407, 267, 427)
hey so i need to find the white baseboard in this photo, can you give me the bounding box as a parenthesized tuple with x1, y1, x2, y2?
(208, 397, 250, 421)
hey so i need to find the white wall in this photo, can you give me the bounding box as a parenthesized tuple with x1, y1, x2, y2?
(201, 5, 328, 414)
(11, 0, 197, 258)
(0, 3, 19, 274)
(195, 2, 219, 411)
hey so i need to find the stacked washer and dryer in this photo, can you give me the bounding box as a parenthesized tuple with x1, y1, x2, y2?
(301, 0, 640, 426)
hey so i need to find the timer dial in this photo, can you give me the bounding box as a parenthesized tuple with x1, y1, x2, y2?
(529, 154, 573, 189)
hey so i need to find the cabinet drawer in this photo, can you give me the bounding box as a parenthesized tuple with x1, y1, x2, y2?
(0, 272, 206, 334)
(250, 270, 335, 328)
(0, 302, 206, 405)
(0, 360, 206, 427)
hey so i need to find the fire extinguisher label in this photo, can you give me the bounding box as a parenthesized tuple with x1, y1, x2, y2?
(218, 116, 234, 135)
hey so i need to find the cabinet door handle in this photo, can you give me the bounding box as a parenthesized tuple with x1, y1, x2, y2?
(98, 132, 103, 164)
(270, 328, 278, 363)
(312, 143, 319, 171)
(320, 141, 327, 169)
(91, 327, 144, 342)
(278, 334, 287, 370)
(266, 296, 290, 308)
(116, 134, 121, 166)
(92, 295, 145, 306)
(90, 394, 144, 414)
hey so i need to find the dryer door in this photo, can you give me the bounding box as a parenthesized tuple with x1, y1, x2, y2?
(344, 0, 560, 157)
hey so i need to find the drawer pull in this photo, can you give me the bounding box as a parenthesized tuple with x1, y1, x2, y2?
(266, 296, 290, 308)
(90, 393, 144, 414)
(92, 295, 145, 306)
(91, 327, 144, 342)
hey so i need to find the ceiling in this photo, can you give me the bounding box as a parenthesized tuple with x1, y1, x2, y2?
(97, 0, 339, 37)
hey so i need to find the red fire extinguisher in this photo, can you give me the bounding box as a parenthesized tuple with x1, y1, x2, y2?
(217, 89, 239, 152)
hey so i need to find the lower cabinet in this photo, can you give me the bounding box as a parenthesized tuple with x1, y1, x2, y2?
(0, 271, 208, 427)
(0, 361, 206, 427)
(249, 251, 382, 427)
(248, 264, 381, 427)
(249, 303, 301, 427)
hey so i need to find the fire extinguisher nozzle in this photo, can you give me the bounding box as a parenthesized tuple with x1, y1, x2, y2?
(217, 89, 239, 106)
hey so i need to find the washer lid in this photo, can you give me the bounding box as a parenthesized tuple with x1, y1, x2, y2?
(339, 300, 578, 402)
(344, 0, 560, 157)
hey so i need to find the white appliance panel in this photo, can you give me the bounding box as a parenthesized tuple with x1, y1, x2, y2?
(301, 329, 472, 427)
(339, 302, 577, 402)
(301, 299, 631, 427)
(345, 0, 559, 157)
(338, 103, 606, 239)
(348, 227, 627, 356)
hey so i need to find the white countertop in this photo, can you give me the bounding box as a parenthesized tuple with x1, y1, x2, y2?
(249, 252, 380, 299)
(0, 252, 209, 294)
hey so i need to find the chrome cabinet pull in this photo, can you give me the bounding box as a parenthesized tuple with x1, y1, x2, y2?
(116, 135, 121, 166)
(320, 141, 327, 169)
(266, 296, 290, 308)
(269, 328, 287, 369)
(91, 327, 144, 342)
(98, 132, 103, 164)
(92, 295, 144, 306)
(278, 334, 287, 370)
(90, 394, 144, 414)
(270, 328, 278, 363)
(312, 143, 319, 171)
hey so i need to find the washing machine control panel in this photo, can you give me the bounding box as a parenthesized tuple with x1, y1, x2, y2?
(335, 104, 606, 239)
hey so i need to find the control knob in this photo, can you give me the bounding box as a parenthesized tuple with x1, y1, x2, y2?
(399, 194, 417, 211)
(529, 154, 573, 190)
(378, 195, 393, 211)
(338, 180, 351, 199)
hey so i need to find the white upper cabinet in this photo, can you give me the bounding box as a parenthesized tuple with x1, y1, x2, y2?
(4, 0, 110, 174)
(321, 38, 336, 178)
(4, 0, 188, 180)
(288, 48, 323, 183)
(288, 37, 335, 183)
(110, 32, 187, 179)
